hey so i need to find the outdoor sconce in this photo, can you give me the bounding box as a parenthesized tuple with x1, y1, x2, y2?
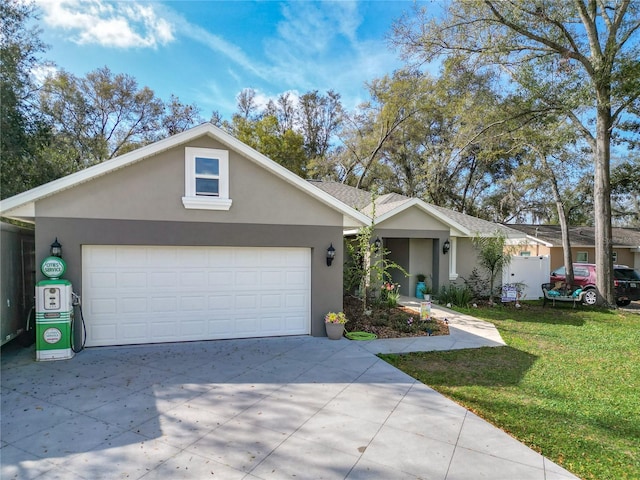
(50, 238, 62, 258)
(442, 239, 451, 255)
(326, 243, 336, 266)
(373, 237, 382, 253)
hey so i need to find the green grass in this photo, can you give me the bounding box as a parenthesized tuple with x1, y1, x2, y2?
(380, 302, 640, 480)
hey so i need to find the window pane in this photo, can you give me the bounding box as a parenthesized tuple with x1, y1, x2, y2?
(576, 252, 588, 262)
(196, 157, 219, 175)
(196, 178, 219, 196)
(574, 268, 589, 277)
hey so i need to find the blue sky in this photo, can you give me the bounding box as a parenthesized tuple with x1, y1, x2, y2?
(33, 0, 425, 120)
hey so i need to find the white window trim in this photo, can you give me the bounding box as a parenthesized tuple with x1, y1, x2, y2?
(182, 147, 232, 210)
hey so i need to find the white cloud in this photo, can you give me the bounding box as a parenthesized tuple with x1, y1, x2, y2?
(31, 64, 59, 85)
(35, 0, 174, 48)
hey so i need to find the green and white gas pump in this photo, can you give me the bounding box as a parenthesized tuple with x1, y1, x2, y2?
(35, 243, 75, 361)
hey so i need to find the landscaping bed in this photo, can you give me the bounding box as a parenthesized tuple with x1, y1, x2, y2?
(343, 295, 449, 339)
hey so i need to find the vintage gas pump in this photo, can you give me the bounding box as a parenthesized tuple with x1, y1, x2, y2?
(35, 239, 75, 361)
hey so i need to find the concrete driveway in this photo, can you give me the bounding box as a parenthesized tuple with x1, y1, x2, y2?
(2, 329, 578, 479)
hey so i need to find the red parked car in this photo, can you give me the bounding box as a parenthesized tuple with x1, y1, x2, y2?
(549, 263, 640, 306)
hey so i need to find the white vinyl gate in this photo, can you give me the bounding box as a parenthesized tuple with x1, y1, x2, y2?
(502, 255, 550, 301)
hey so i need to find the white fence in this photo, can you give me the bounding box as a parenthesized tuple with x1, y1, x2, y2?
(502, 255, 550, 301)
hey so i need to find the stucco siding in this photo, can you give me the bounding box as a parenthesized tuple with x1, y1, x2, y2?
(377, 207, 449, 231)
(35, 218, 343, 338)
(36, 137, 342, 226)
(454, 237, 482, 284)
(409, 238, 433, 296)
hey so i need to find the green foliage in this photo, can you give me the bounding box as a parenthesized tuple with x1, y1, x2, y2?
(391, 0, 640, 305)
(0, 0, 51, 198)
(232, 114, 307, 177)
(377, 282, 401, 309)
(462, 267, 490, 299)
(435, 284, 473, 307)
(472, 232, 513, 305)
(343, 200, 408, 310)
(39, 66, 165, 168)
(382, 305, 640, 480)
(611, 156, 640, 226)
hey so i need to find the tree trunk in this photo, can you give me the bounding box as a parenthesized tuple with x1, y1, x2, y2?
(541, 153, 574, 285)
(594, 100, 614, 306)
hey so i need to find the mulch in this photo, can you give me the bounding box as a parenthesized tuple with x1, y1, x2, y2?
(343, 295, 450, 339)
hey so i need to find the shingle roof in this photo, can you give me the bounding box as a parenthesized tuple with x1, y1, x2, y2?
(309, 181, 523, 238)
(431, 204, 522, 237)
(307, 180, 372, 210)
(508, 224, 640, 247)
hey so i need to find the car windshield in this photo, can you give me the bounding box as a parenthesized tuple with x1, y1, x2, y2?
(614, 269, 640, 281)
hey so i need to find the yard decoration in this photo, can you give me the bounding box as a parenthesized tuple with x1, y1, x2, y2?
(324, 312, 347, 339)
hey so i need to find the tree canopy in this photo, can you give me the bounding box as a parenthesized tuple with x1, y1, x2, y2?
(391, 0, 640, 305)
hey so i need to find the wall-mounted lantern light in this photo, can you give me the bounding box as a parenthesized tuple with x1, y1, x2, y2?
(50, 238, 62, 258)
(326, 243, 336, 266)
(373, 237, 382, 253)
(442, 239, 451, 255)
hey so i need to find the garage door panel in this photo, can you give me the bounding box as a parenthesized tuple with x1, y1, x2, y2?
(117, 247, 148, 266)
(83, 246, 310, 346)
(122, 297, 147, 313)
(208, 271, 233, 287)
(180, 271, 206, 287)
(180, 296, 207, 311)
(260, 294, 282, 308)
(208, 295, 233, 309)
(89, 298, 117, 314)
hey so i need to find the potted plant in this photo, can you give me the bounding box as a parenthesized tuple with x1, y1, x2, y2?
(416, 274, 427, 299)
(324, 312, 347, 340)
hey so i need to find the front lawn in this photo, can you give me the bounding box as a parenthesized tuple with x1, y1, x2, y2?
(380, 303, 640, 480)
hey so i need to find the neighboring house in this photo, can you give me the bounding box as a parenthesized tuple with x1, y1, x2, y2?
(0, 123, 370, 346)
(508, 224, 640, 270)
(310, 181, 527, 297)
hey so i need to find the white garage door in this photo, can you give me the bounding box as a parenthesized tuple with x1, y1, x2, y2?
(82, 246, 311, 347)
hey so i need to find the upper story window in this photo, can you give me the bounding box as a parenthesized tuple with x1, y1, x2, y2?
(182, 147, 232, 210)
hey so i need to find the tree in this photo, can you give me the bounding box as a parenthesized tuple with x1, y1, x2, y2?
(472, 232, 513, 306)
(611, 156, 640, 226)
(232, 114, 307, 177)
(0, 0, 50, 198)
(39, 66, 165, 168)
(297, 90, 343, 163)
(162, 94, 204, 136)
(392, 0, 640, 306)
(338, 71, 418, 189)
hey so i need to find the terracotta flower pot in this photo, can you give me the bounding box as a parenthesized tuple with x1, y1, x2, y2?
(325, 322, 344, 340)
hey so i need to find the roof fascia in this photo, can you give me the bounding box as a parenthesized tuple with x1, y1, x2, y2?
(524, 234, 554, 247)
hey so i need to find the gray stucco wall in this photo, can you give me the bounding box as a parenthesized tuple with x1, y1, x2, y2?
(32, 134, 349, 340)
(385, 238, 410, 295)
(35, 218, 344, 338)
(409, 238, 433, 295)
(454, 237, 482, 285)
(37, 137, 341, 226)
(377, 229, 450, 295)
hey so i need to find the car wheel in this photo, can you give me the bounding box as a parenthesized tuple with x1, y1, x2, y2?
(617, 300, 631, 307)
(583, 289, 598, 305)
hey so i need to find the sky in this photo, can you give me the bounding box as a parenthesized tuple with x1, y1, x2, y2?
(33, 0, 427, 120)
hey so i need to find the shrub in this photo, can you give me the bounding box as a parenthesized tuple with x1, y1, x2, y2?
(436, 284, 473, 307)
